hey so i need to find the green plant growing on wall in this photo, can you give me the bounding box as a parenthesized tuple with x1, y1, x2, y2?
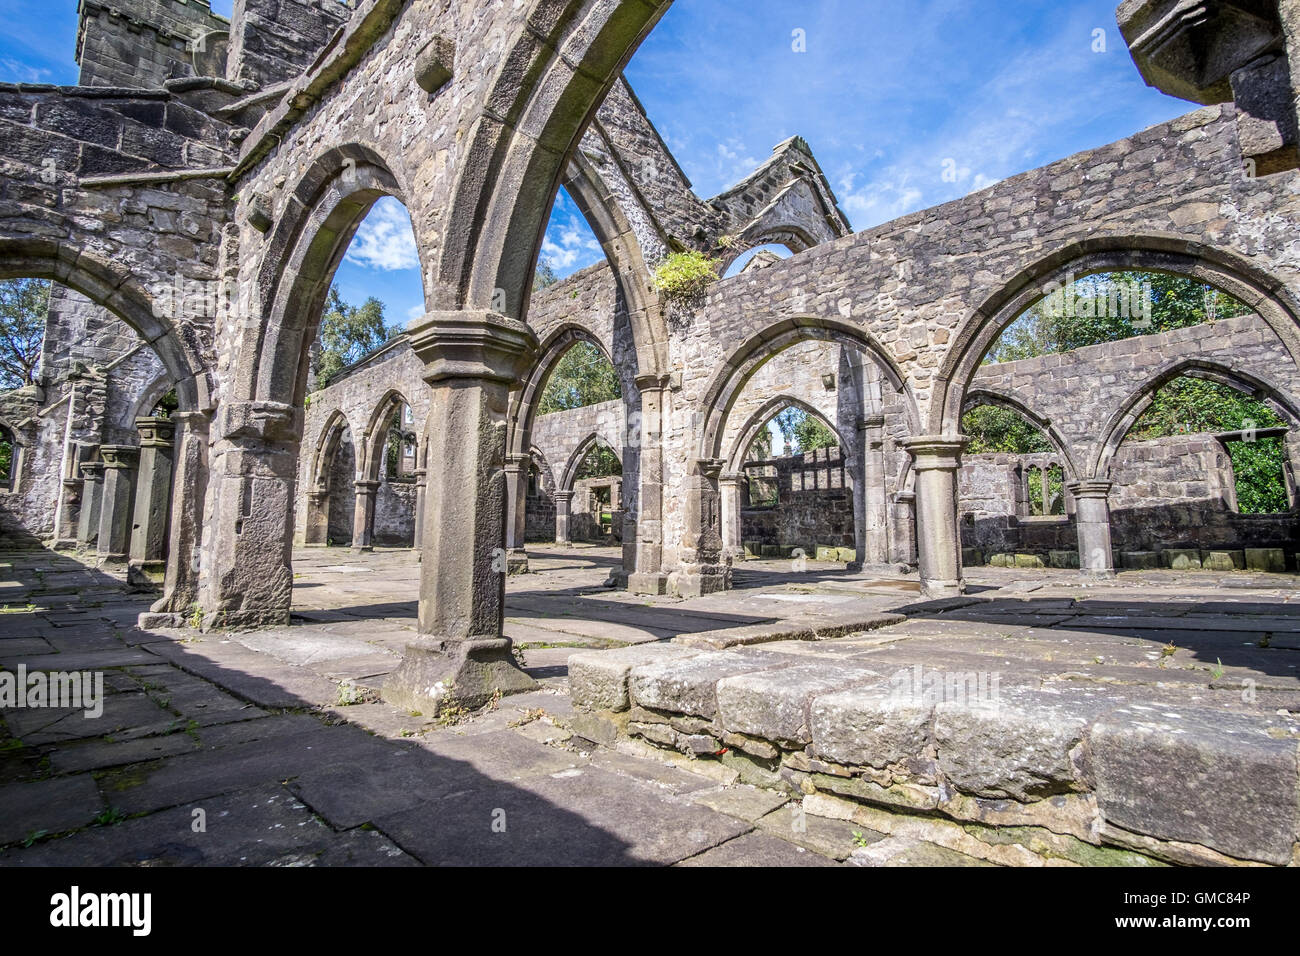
(653, 251, 720, 303)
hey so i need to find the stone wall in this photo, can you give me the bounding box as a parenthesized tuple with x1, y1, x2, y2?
(740, 445, 854, 555)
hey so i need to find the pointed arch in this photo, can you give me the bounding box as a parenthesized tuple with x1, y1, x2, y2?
(936, 238, 1300, 435)
(360, 389, 415, 482)
(1093, 359, 1300, 478)
(725, 394, 844, 472)
(961, 387, 1081, 482)
(560, 431, 623, 491)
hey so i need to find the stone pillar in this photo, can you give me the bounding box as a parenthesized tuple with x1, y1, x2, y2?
(197, 402, 300, 629)
(719, 471, 747, 560)
(1069, 479, 1116, 579)
(96, 444, 139, 565)
(351, 479, 379, 551)
(553, 490, 574, 544)
(128, 416, 175, 586)
(893, 490, 917, 567)
(383, 311, 539, 714)
(141, 410, 211, 627)
(674, 457, 732, 598)
(76, 460, 105, 551)
(628, 374, 669, 594)
(412, 468, 427, 551)
(858, 414, 890, 568)
(503, 453, 530, 573)
(903, 436, 966, 597)
(56, 475, 83, 549)
(303, 489, 330, 545)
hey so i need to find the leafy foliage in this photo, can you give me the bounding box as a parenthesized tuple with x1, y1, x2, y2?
(653, 251, 720, 302)
(313, 286, 400, 388)
(533, 257, 559, 291)
(962, 404, 1052, 455)
(1127, 376, 1282, 440)
(538, 341, 620, 414)
(0, 278, 50, 390)
(1228, 436, 1289, 514)
(987, 272, 1248, 363)
(0, 432, 12, 482)
(575, 441, 621, 480)
(1026, 464, 1065, 515)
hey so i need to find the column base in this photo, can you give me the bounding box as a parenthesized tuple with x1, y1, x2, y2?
(506, 549, 529, 575)
(51, 538, 78, 551)
(1079, 568, 1117, 583)
(921, 578, 965, 599)
(352, 545, 374, 554)
(127, 560, 166, 588)
(383, 636, 538, 712)
(96, 552, 129, 567)
(670, 566, 733, 598)
(627, 571, 670, 595)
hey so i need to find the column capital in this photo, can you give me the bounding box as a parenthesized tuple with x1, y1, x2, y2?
(134, 416, 176, 447)
(216, 400, 302, 446)
(692, 457, 725, 479)
(79, 461, 105, 479)
(902, 435, 968, 470)
(408, 310, 538, 384)
(719, 471, 747, 486)
(553, 489, 575, 503)
(100, 445, 139, 469)
(354, 479, 381, 493)
(857, 414, 885, 431)
(504, 453, 531, 473)
(634, 373, 671, 393)
(1067, 479, 1113, 499)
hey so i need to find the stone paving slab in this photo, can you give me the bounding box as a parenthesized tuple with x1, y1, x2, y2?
(677, 831, 838, 867)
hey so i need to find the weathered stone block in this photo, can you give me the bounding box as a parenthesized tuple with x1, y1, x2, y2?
(1121, 551, 1160, 570)
(1013, 552, 1044, 569)
(568, 644, 702, 711)
(1202, 549, 1245, 571)
(628, 649, 788, 719)
(962, 547, 983, 566)
(1048, 549, 1078, 569)
(1090, 708, 1300, 865)
(815, 545, 839, 562)
(716, 660, 880, 746)
(809, 686, 932, 770)
(1244, 548, 1286, 573)
(1162, 548, 1201, 570)
(414, 35, 455, 94)
(835, 547, 856, 563)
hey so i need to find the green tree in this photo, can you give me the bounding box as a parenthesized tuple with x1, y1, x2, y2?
(534, 257, 559, 291)
(314, 286, 399, 388)
(987, 272, 1248, 363)
(575, 442, 621, 480)
(961, 404, 1051, 454)
(1127, 376, 1282, 440)
(538, 341, 620, 414)
(0, 277, 50, 390)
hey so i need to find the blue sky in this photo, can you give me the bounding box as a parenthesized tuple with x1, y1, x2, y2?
(0, 0, 1194, 327)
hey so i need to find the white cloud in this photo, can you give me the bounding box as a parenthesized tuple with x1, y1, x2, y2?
(0, 59, 49, 84)
(540, 212, 602, 273)
(344, 196, 419, 272)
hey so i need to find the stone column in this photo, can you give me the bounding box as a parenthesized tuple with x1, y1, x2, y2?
(128, 416, 175, 586)
(553, 490, 574, 544)
(141, 410, 211, 628)
(719, 471, 747, 560)
(351, 479, 379, 551)
(628, 374, 669, 594)
(858, 414, 890, 567)
(197, 402, 300, 629)
(503, 452, 530, 573)
(893, 490, 917, 567)
(1069, 479, 1116, 579)
(903, 436, 967, 597)
(303, 489, 330, 545)
(56, 475, 83, 549)
(76, 460, 105, 551)
(96, 444, 139, 565)
(412, 468, 427, 552)
(675, 457, 732, 598)
(383, 311, 539, 714)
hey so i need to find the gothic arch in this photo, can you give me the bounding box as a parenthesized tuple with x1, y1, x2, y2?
(724, 394, 844, 473)
(961, 387, 1081, 482)
(560, 431, 623, 491)
(0, 240, 208, 411)
(509, 323, 617, 457)
(698, 316, 919, 462)
(936, 238, 1300, 435)
(241, 145, 412, 409)
(1093, 359, 1300, 478)
(360, 389, 415, 482)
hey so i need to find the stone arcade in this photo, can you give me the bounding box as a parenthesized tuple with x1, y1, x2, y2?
(2, 0, 1300, 866)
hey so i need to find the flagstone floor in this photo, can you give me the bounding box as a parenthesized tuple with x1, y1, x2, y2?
(0, 544, 1297, 866)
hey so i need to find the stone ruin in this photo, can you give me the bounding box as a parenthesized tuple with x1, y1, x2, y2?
(1, 0, 1300, 865)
